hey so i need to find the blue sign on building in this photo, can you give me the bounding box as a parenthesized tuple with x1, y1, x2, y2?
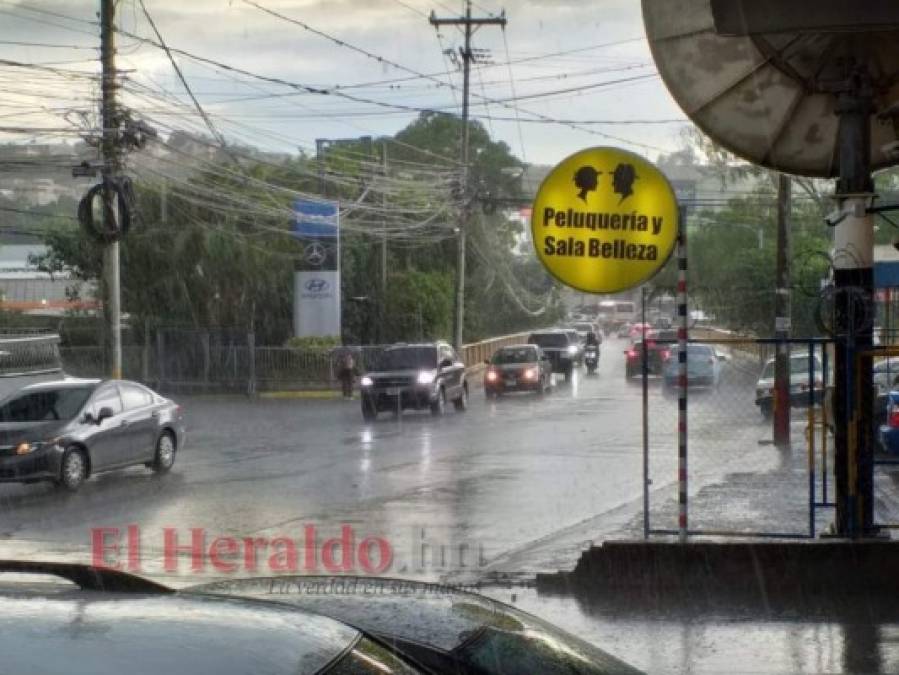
(292, 199, 338, 239)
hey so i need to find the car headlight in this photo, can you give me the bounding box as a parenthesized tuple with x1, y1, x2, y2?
(417, 370, 436, 385)
(523, 367, 538, 380)
(15, 440, 52, 456)
(360, 376, 374, 387)
(567, 345, 578, 355)
(15, 442, 36, 455)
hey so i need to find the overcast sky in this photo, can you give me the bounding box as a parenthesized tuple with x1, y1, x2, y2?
(0, 0, 692, 166)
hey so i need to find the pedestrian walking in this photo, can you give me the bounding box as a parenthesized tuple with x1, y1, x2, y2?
(336, 348, 355, 399)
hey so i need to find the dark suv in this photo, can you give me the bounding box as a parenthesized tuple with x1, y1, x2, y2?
(528, 330, 577, 381)
(359, 342, 468, 420)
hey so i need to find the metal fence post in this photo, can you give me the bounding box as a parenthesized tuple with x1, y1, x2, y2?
(822, 344, 830, 505)
(808, 342, 816, 538)
(247, 331, 257, 398)
(156, 328, 165, 391)
(141, 318, 150, 384)
(676, 206, 689, 542)
(642, 285, 650, 539)
(202, 330, 210, 386)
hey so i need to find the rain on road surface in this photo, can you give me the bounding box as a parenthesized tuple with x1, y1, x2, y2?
(0, 335, 783, 582)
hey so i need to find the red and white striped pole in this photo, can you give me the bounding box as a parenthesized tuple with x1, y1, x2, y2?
(676, 206, 688, 543)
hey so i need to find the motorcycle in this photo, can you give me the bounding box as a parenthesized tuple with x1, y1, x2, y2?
(584, 345, 599, 374)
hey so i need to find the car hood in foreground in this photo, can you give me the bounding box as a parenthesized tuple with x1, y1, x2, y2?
(190, 575, 641, 673)
(0, 590, 358, 675)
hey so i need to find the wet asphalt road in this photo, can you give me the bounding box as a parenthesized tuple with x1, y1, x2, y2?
(0, 335, 782, 581)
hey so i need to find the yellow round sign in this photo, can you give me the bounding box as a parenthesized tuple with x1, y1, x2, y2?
(531, 146, 678, 293)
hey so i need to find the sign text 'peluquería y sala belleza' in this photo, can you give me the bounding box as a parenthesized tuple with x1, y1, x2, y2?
(531, 146, 678, 293)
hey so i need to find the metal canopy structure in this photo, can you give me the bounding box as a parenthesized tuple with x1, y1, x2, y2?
(643, 0, 899, 178)
(643, 0, 899, 537)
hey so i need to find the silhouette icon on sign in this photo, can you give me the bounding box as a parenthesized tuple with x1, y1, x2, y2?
(573, 166, 601, 202)
(612, 163, 637, 203)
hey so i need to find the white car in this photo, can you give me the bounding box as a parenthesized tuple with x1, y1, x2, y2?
(755, 352, 824, 419)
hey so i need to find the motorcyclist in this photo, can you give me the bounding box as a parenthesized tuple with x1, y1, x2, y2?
(585, 331, 600, 348)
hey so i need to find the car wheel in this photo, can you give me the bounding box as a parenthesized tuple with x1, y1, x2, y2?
(361, 399, 377, 421)
(58, 447, 87, 491)
(430, 387, 446, 416)
(453, 385, 469, 412)
(152, 432, 176, 473)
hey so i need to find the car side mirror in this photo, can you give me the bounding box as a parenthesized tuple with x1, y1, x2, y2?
(440, 358, 453, 369)
(81, 411, 95, 425)
(96, 406, 114, 424)
(717, 354, 728, 362)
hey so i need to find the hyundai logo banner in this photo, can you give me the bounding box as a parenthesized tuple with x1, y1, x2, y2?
(294, 271, 340, 338)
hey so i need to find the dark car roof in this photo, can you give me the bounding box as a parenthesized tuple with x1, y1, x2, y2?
(0, 588, 359, 675)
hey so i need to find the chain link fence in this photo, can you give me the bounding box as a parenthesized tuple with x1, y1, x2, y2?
(41, 326, 536, 395)
(644, 337, 833, 538)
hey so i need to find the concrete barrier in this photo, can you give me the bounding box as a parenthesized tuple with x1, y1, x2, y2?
(537, 540, 899, 598)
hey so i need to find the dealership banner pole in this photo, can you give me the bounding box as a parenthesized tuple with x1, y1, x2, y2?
(677, 205, 688, 543)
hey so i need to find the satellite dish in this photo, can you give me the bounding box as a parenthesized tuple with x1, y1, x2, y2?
(642, 0, 899, 178)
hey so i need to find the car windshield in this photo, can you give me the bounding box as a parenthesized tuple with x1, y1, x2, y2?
(0, 387, 93, 423)
(376, 347, 437, 370)
(529, 333, 567, 348)
(493, 348, 537, 364)
(761, 356, 822, 380)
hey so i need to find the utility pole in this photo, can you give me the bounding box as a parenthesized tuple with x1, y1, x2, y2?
(381, 141, 388, 343)
(430, 2, 506, 349)
(773, 174, 792, 447)
(100, 0, 122, 379)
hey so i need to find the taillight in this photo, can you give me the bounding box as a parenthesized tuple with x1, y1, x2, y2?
(486, 369, 498, 382)
(661, 350, 670, 360)
(627, 350, 637, 359)
(889, 408, 899, 428)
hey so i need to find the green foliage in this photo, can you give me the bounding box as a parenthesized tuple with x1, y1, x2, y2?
(383, 269, 454, 342)
(30, 113, 557, 347)
(650, 184, 831, 337)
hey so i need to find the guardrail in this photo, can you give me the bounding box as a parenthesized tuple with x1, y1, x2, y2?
(460, 331, 533, 369)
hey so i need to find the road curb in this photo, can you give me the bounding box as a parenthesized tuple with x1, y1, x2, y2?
(258, 390, 345, 400)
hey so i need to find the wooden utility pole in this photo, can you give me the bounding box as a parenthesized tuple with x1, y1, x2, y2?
(773, 174, 792, 447)
(381, 141, 388, 342)
(430, 1, 506, 349)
